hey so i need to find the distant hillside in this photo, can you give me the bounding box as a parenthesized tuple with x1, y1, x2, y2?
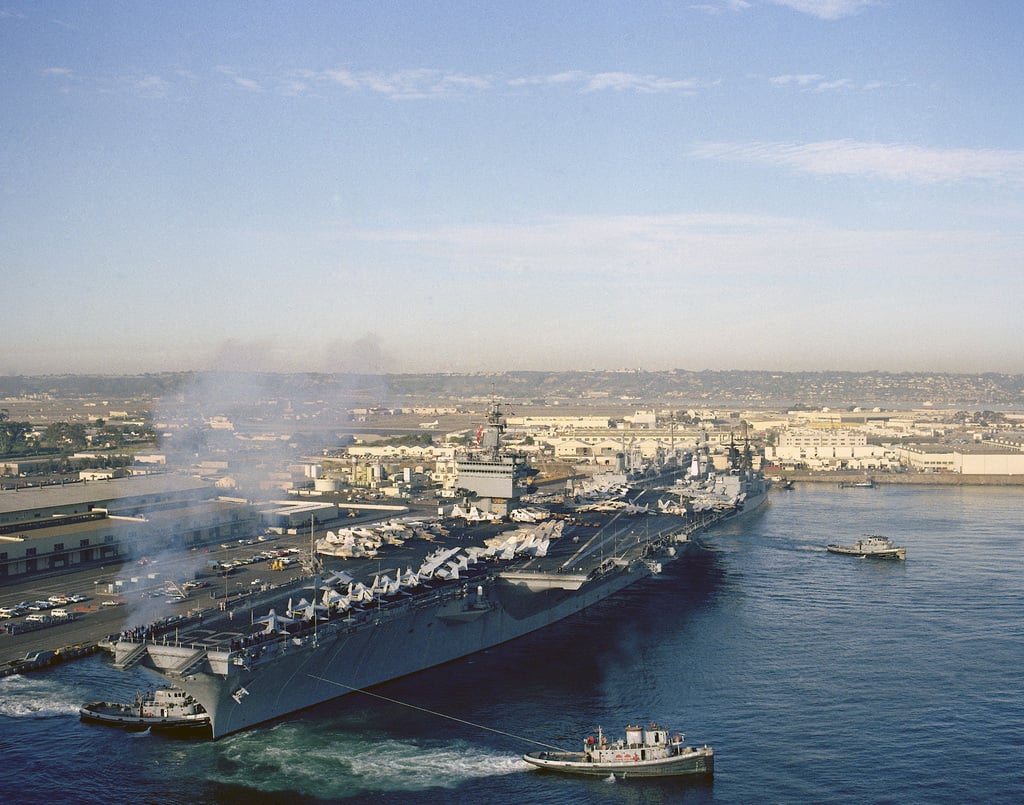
(2, 370, 1023, 409)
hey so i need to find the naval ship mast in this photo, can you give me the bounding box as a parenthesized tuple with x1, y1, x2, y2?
(454, 399, 532, 516)
(298, 516, 323, 645)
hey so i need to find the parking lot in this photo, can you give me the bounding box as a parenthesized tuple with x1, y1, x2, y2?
(0, 500, 446, 670)
(0, 532, 316, 668)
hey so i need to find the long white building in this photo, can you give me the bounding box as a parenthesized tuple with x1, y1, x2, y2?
(766, 427, 894, 469)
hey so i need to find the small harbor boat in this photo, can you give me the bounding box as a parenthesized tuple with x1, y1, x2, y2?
(523, 722, 713, 778)
(826, 535, 906, 560)
(80, 686, 211, 734)
(838, 477, 875, 489)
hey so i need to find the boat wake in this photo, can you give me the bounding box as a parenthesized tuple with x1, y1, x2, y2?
(0, 674, 82, 718)
(215, 723, 525, 796)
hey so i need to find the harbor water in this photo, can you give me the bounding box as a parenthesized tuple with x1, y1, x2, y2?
(1, 484, 1021, 804)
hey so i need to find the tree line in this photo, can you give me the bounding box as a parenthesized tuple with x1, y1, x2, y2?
(0, 409, 156, 457)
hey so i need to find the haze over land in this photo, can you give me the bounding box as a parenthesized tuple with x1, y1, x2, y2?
(2, 370, 1022, 411)
(4, 2, 1023, 376)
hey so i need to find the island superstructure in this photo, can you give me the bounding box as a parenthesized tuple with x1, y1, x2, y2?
(453, 400, 534, 516)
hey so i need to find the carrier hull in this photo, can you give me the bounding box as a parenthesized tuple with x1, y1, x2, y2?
(112, 472, 769, 739)
(115, 560, 652, 738)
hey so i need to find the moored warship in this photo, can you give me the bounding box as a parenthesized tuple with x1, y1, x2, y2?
(110, 409, 768, 739)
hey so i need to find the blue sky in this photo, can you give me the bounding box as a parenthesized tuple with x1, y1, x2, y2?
(3, 1, 1023, 376)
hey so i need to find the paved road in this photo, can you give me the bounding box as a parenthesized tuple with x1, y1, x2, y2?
(0, 538, 309, 668)
(1, 502, 442, 669)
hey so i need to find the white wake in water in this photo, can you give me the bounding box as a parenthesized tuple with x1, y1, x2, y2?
(216, 722, 527, 796)
(0, 673, 82, 718)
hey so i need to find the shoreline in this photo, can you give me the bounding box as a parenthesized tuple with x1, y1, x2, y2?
(3, 475, 1017, 677)
(778, 471, 1024, 486)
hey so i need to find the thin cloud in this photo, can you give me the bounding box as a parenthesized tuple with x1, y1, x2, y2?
(509, 70, 699, 94)
(768, 0, 879, 20)
(585, 72, 699, 93)
(770, 73, 826, 86)
(690, 0, 753, 13)
(336, 212, 1019, 289)
(507, 70, 588, 87)
(769, 73, 879, 92)
(42, 65, 175, 98)
(690, 140, 1024, 185)
(39, 63, 702, 101)
(693, 0, 873, 18)
(281, 78, 312, 97)
(233, 76, 262, 92)
(216, 66, 262, 92)
(815, 78, 854, 91)
(130, 74, 171, 98)
(319, 68, 491, 99)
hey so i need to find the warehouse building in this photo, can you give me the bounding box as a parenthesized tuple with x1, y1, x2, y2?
(0, 474, 257, 581)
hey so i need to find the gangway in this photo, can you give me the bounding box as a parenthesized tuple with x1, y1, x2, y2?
(112, 641, 149, 671)
(169, 647, 208, 676)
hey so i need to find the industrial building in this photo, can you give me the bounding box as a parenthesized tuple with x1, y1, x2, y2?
(765, 428, 896, 470)
(258, 501, 339, 531)
(0, 474, 257, 581)
(895, 444, 1024, 475)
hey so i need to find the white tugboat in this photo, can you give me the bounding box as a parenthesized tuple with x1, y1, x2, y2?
(80, 686, 210, 734)
(523, 722, 713, 778)
(827, 535, 906, 560)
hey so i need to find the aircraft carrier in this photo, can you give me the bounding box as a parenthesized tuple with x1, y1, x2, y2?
(109, 481, 767, 739)
(108, 408, 769, 739)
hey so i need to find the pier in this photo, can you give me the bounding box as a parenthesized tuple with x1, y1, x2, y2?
(0, 488, 747, 678)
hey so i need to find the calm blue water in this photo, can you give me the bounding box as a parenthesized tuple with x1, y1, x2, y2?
(1, 485, 1022, 804)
